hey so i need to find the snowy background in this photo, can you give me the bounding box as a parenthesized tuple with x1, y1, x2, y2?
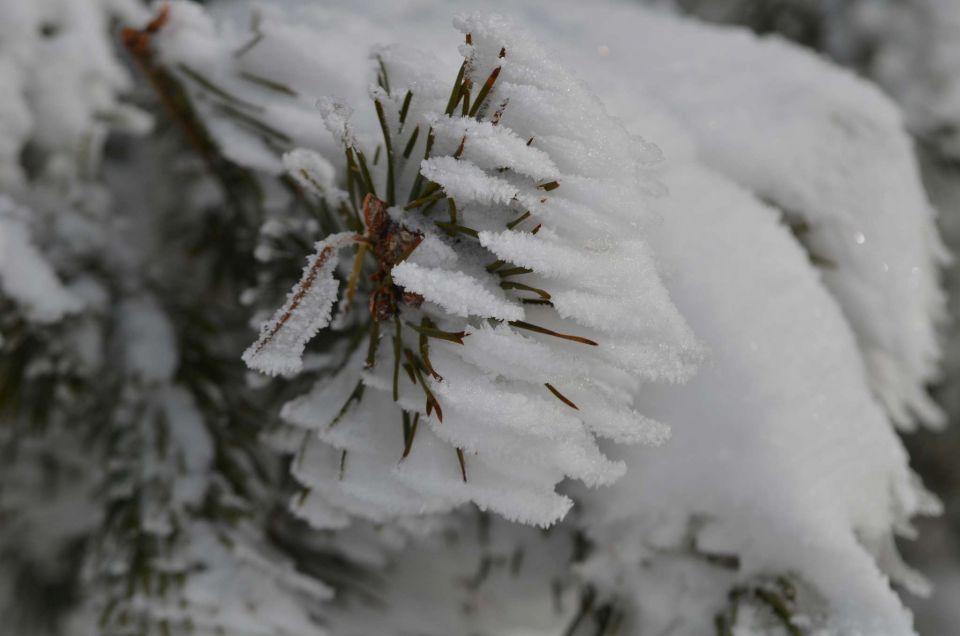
(1, 1, 960, 635)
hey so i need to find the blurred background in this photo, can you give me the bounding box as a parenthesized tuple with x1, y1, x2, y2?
(2, 1, 958, 634)
(647, 1, 960, 631)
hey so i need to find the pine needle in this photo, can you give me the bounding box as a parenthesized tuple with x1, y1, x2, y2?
(453, 135, 467, 159)
(497, 266, 533, 277)
(233, 11, 263, 58)
(406, 129, 434, 203)
(545, 383, 578, 410)
(405, 191, 444, 211)
(405, 350, 443, 421)
(461, 81, 472, 117)
(233, 33, 263, 59)
(500, 281, 551, 300)
(456, 448, 467, 482)
(444, 62, 467, 115)
(345, 242, 368, 310)
(506, 211, 531, 230)
(238, 71, 298, 96)
(365, 320, 381, 369)
(295, 488, 311, 508)
(435, 221, 480, 239)
(344, 148, 361, 218)
(508, 320, 598, 346)
(374, 99, 396, 205)
(356, 149, 377, 199)
(401, 411, 419, 459)
(753, 588, 802, 636)
(330, 380, 365, 428)
(402, 125, 420, 159)
(392, 316, 402, 401)
(213, 102, 291, 142)
(376, 55, 391, 93)
(468, 55, 504, 119)
(418, 318, 442, 379)
(447, 198, 459, 224)
(177, 64, 263, 112)
(399, 90, 413, 127)
(406, 322, 468, 344)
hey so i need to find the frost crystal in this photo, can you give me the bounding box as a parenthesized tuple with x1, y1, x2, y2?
(244, 232, 356, 376)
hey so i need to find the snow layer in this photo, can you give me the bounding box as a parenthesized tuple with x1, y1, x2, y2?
(610, 8, 947, 430)
(0, 0, 149, 188)
(580, 163, 934, 635)
(0, 196, 81, 323)
(391, 261, 524, 321)
(168, 0, 943, 632)
(119, 520, 332, 636)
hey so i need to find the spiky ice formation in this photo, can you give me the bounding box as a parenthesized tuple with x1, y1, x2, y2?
(244, 15, 701, 528)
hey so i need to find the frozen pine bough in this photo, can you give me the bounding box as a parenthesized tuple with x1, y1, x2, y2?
(0, 0, 949, 634)
(243, 13, 701, 528)
(222, 4, 944, 635)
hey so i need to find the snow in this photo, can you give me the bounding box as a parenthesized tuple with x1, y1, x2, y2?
(134, 520, 333, 636)
(578, 162, 932, 634)
(93, 287, 332, 635)
(135, 1, 951, 633)
(116, 295, 179, 384)
(0, 196, 82, 323)
(420, 155, 520, 206)
(0, 0, 149, 187)
(283, 147, 340, 199)
(613, 10, 947, 430)
(428, 115, 559, 181)
(391, 261, 524, 321)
